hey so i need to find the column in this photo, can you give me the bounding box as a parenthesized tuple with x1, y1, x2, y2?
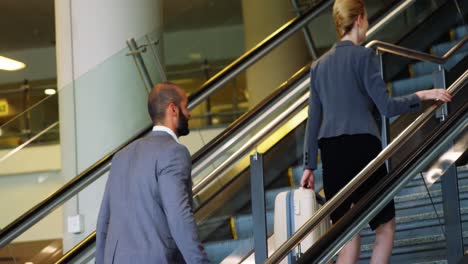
(55, 0, 162, 251)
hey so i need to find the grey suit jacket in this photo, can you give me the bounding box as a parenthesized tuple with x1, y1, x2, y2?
(96, 131, 210, 264)
(304, 41, 421, 170)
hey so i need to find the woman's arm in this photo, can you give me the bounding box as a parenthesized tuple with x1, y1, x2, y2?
(361, 49, 451, 116)
(304, 83, 322, 171)
(361, 49, 421, 117)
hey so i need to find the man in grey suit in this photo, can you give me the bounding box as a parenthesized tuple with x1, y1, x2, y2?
(96, 82, 210, 264)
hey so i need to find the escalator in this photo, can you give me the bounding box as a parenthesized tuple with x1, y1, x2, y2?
(0, 0, 466, 263)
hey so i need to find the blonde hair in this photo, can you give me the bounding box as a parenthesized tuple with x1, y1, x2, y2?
(333, 0, 366, 38)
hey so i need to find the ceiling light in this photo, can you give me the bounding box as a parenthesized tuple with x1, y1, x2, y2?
(44, 88, 56, 95)
(0, 56, 26, 71)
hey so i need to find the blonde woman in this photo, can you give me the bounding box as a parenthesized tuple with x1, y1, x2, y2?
(300, 0, 451, 263)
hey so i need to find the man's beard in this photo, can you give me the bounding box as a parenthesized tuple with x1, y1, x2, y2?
(176, 106, 190, 136)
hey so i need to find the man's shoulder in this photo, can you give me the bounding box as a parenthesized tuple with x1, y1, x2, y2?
(113, 134, 190, 162)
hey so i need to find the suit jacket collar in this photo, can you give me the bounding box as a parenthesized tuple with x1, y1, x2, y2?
(152, 126, 179, 143)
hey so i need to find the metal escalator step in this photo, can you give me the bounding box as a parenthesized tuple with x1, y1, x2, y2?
(230, 211, 274, 239)
(451, 26, 468, 41)
(390, 74, 433, 97)
(204, 238, 252, 264)
(431, 40, 468, 57)
(360, 235, 447, 262)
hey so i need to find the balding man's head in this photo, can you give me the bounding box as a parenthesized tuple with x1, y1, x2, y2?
(148, 82, 183, 123)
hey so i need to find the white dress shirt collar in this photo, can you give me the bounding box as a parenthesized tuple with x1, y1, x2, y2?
(152, 126, 179, 143)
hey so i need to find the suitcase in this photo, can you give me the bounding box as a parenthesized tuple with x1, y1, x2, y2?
(273, 188, 331, 264)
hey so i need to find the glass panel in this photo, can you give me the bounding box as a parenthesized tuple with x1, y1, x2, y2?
(370, 0, 447, 44)
(193, 107, 309, 262)
(0, 41, 151, 231)
(1, 172, 107, 264)
(458, 151, 468, 254)
(191, 81, 308, 186)
(0, 129, 63, 226)
(302, 0, 406, 57)
(163, 0, 247, 132)
(0, 92, 58, 149)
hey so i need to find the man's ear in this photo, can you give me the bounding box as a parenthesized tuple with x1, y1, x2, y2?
(167, 102, 178, 117)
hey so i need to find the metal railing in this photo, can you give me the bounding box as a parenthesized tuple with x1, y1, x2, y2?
(367, 35, 468, 64)
(265, 57, 468, 264)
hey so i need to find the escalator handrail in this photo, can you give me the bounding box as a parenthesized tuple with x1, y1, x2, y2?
(265, 70, 468, 264)
(367, 35, 468, 64)
(0, 0, 336, 248)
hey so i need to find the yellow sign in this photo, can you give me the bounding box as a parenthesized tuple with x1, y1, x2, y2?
(0, 99, 9, 117)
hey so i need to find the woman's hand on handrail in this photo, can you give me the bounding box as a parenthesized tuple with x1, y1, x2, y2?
(415, 88, 452, 102)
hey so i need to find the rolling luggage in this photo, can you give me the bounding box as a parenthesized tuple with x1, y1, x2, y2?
(274, 188, 330, 264)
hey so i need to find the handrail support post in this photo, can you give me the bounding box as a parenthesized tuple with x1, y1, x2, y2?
(250, 152, 268, 263)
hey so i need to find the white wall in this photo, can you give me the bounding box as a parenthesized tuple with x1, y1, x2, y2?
(0, 144, 60, 175)
(0, 170, 63, 242)
(0, 144, 62, 242)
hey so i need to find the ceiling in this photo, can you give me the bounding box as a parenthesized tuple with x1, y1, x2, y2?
(0, 0, 56, 52)
(0, 0, 243, 52)
(164, 0, 243, 32)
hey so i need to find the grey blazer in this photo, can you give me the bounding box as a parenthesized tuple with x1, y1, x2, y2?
(96, 131, 210, 264)
(304, 41, 421, 170)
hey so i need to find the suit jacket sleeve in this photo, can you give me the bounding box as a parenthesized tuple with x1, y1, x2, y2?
(96, 155, 116, 264)
(304, 69, 322, 171)
(361, 48, 421, 117)
(158, 144, 210, 264)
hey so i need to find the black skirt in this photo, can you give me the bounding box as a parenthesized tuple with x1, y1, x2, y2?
(319, 133, 395, 231)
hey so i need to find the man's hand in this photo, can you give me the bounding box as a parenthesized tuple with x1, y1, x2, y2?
(300, 169, 315, 190)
